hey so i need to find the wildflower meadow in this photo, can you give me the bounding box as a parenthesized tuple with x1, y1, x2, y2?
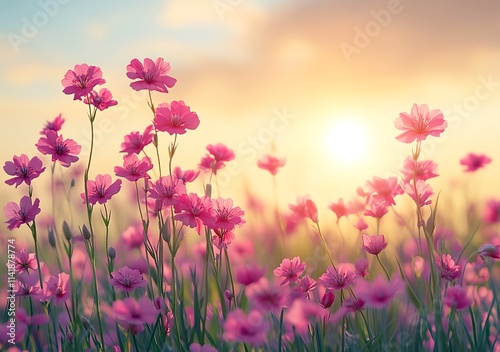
(1, 58, 499, 352)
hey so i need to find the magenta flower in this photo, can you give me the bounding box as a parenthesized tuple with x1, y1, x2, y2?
(355, 276, 404, 308)
(245, 278, 287, 313)
(328, 198, 352, 220)
(400, 156, 439, 182)
(199, 143, 235, 174)
(173, 166, 200, 184)
(289, 196, 319, 223)
(223, 309, 269, 347)
(4, 196, 41, 230)
(319, 263, 358, 291)
(404, 180, 434, 207)
(294, 275, 317, 296)
(149, 175, 187, 207)
(477, 244, 500, 259)
(257, 154, 286, 176)
(109, 266, 147, 292)
(460, 153, 492, 172)
(40, 114, 65, 135)
(61, 63, 106, 100)
(354, 217, 369, 231)
(13, 249, 38, 274)
(189, 343, 218, 352)
(444, 285, 472, 310)
(121, 224, 144, 250)
(153, 101, 200, 135)
(483, 199, 500, 223)
(4, 154, 45, 187)
(208, 197, 245, 231)
(43, 272, 70, 306)
(126, 57, 177, 93)
(362, 234, 388, 255)
(364, 176, 403, 206)
(354, 258, 369, 278)
(437, 254, 461, 281)
(320, 291, 335, 309)
(114, 154, 153, 182)
(113, 297, 158, 334)
(36, 130, 81, 167)
(83, 88, 118, 110)
(364, 200, 388, 219)
(236, 264, 265, 286)
(120, 125, 155, 155)
(212, 229, 236, 249)
(81, 174, 121, 205)
(173, 193, 214, 230)
(273, 256, 306, 286)
(394, 103, 447, 143)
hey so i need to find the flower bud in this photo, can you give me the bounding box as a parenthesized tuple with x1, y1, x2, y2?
(225, 289, 234, 302)
(205, 183, 212, 198)
(62, 221, 72, 241)
(161, 220, 170, 242)
(48, 228, 56, 248)
(108, 247, 116, 259)
(82, 224, 92, 240)
(320, 291, 335, 309)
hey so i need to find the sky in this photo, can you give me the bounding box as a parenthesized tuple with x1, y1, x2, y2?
(1, 0, 500, 229)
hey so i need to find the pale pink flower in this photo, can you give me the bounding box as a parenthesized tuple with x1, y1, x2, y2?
(120, 125, 155, 155)
(319, 263, 358, 291)
(362, 234, 388, 255)
(223, 309, 269, 347)
(354, 217, 369, 231)
(400, 156, 439, 182)
(83, 88, 117, 110)
(148, 175, 186, 207)
(289, 196, 318, 223)
(273, 256, 306, 286)
(12, 249, 38, 274)
(404, 180, 434, 206)
(114, 154, 153, 182)
(286, 299, 328, 335)
(113, 297, 158, 334)
(354, 258, 369, 278)
(212, 229, 235, 249)
(40, 113, 65, 135)
(257, 154, 286, 176)
(460, 153, 492, 172)
(121, 224, 144, 250)
(36, 130, 81, 167)
(173, 166, 200, 184)
(173, 193, 214, 231)
(437, 254, 461, 281)
(4, 154, 45, 187)
(43, 272, 70, 306)
(293, 275, 317, 297)
(208, 197, 245, 231)
(355, 276, 404, 308)
(246, 278, 288, 313)
(81, 174, 121, 205)
(444, 285, 472, 310)
(364, 200, 388, 219)
(153, 100, 200, 135)
(4, 196, 41, 230)
(364, 176, 403, 206)
(394, 103, 447, 143)
(16, 271, 42, 299)
(62, 63, 106, 100)
(199, 143, 235, 174)
(483, 199, 500, 223)
(126, 57, 176, 93)
(109, 266, 147, 292)
(236, 264, 265, 286)
(328, 198, 351, 220)
(477, 243, 500, 259)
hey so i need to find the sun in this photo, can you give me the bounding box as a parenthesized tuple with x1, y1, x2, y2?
(325, 119, 369, 164)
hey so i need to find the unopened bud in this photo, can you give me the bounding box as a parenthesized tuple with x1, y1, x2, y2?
(154, 297, 169, 315)
(108, 247, 116, 259)
(161, 220, 171, 242)
(320, 291, 335, 309)
(82, 225, 92, 240)
(62, 221, 72, 241)
(70, 178, 76, 188)
(225, 289, 234, 302)
(205, 183, 212, 198)
(48, 228, 56, 248)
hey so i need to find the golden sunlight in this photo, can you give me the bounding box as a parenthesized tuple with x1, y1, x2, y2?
(325, 119, 369, 164)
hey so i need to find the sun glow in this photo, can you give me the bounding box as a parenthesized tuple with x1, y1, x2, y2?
(325, 119, 369, 164)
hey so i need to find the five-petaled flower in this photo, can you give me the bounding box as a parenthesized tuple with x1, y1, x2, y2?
(62, 63, 106, 101)
(460, 153, 492, 172)
(4, 154, 46, 188)
(81, 174, 122, 205)
(394, 103, 447, 143)
(126, 57, 177, 93)
(362, 234, 388, 255)
(109, 266, 147, 292)
(83, 88, 118, 111)
(257, 154, 286, 176)
(40, 114, 65, 135)
(273, 256, 306, 286)
(114, 154, 153, 182)
(120, 125, 155, 155)
(4, 196, 41, 230)
(154, 100, 200, 135)
(36, 130, 81, 168)
(43, 272, 71, 306)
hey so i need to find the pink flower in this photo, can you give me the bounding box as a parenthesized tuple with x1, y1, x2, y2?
(257, 154, 286, 176)
(120, 125, 155, 155)
(4, 196, 41, 230)
(114, 154, 153, 182)
(236, 264, 265, 286)
(199, 143, 235, 174)
(36, 130, 81, 167)
(437, 254, 461, 281)
(208, 197, 245, 231)
(189, 343, 218, 352)
(320, 291, 335, 309)
(223, 309, 269, 347)
(153, 101, 200, 135)
(404, 180, 434, 207)
(149, 175, 187, 207)
(364, 200, 388, 219)
(364, 176, 403, 206)
(328, 198, 351, 220)
(43, 272, 70, 306)
(121, 224, 144, 249)
(246, 278, 288, 313)
(81, 174, 121, 205)
(355, 276, 404, 308)
(289, 196, 319, 223)
(16, 271, 42, 299)
(460, 153, 492, 172)
(173, 193, 214, 230)
(319, 263, 358, 291)
(273, 256, 306, 286)
(394, 103, 447, 143)
(109, 266, 147, 292)
(443, 285, 472, 310)
(113, 297, 158, 334)
(477, 244, 500, 259)
(83, 88, 117, 110)
(293, 275, 317, 297)
(483, 199, 500, 223)
(62, 63, 106, 100)
(126, 57, 177, 93)
(354, 217, 369, 231)
(173, 166, 200, 183)
(12, 249, 38, 274)
(4, 154, 46, 187)
(40, 114, 65, 135)
(354, 258, 369, 278)
(212, 229, 236, 249)
(362, 234, 388, 255)
(400, 156, 439, 182)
